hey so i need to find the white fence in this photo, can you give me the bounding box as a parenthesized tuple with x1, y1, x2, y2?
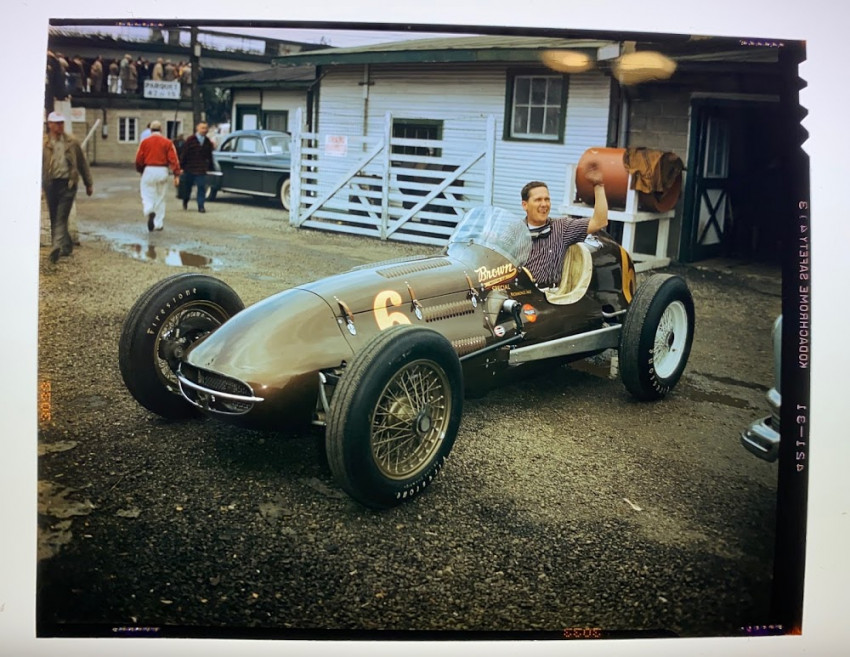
(289, 109, 496, 246)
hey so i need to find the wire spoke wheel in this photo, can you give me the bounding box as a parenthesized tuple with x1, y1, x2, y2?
(326, 325, 463, 508)
(370, 359, 451, 480)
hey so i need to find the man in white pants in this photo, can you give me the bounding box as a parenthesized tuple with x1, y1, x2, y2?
(134, 120, 181, 231)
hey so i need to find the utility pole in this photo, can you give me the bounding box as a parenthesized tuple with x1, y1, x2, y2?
(190, 26, 202, 127)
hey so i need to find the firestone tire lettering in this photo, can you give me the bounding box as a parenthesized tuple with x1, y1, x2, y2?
(119, 274, 244, 419)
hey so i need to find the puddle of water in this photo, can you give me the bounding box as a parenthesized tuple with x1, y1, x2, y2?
(38, 481, 96, 519)
(115, 242, 220, 269)
(38, 441, 78, 456)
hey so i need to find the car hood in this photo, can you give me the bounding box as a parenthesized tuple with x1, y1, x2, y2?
(300, 246, 516, 315)
(184, 246, 518, 385)
(185, 287, 353, 387)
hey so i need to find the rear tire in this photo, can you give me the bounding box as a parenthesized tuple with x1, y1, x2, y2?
(619, 274, 694, 400)
(118, 274, 244, 419)
(326, 326, 463, 509)
(279, 177, 291, 211)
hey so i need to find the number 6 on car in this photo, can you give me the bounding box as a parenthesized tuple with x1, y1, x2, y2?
(118, 206, 694, 508)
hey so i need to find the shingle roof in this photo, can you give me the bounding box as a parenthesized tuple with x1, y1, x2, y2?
(271, 35, 615, 67)
(203, 64, 317, 86)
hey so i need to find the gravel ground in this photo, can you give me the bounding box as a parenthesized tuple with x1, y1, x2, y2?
(35, 165, 784, 641)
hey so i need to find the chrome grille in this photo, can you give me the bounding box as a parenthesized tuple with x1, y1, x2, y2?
(178, 364, 261, 415)
(182, 364, 252, 397)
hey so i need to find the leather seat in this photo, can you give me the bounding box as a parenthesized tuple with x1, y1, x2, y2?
(545, 242, 593, 305)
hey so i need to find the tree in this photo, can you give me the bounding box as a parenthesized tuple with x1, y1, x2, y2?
(204, 86, 231, 125)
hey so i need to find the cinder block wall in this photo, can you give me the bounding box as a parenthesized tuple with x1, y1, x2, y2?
(625, 86, 691, 259)
(68, 109, 195, 166)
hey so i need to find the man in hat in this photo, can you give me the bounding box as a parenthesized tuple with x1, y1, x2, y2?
(135, 120, 181, 231)
(42, 111, 93, 264)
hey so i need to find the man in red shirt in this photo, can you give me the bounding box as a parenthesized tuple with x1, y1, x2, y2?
(135, 120, 181, 231)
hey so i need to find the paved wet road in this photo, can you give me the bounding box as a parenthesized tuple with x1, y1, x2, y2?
(36, 165, 784, 640)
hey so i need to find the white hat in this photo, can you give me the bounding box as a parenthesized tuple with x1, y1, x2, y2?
(47, 111, 66, 123)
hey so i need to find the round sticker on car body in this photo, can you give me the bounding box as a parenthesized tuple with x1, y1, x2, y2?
(521, 304, 538, 323)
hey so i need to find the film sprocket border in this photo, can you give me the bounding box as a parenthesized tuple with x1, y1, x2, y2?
(36, 16, 810, 642)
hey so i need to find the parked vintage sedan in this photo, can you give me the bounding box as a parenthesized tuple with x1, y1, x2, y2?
(206, 129, 293, 210)
(740, 315, 782, 461)
(118, 206, 695, 508)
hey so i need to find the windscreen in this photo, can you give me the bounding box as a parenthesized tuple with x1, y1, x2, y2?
(447, 206, 532, 267)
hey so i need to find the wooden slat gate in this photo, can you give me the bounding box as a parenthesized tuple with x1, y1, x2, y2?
(289, 110, 496, 246)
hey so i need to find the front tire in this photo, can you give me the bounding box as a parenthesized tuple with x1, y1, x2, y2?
(118, 273, 244, 419)
(279, 177, 291, 211)
(619, 274, 694, 400)
(326, 326, 463, 509)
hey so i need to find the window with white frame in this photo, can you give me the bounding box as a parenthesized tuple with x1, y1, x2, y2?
(506, 72, 567, 141)
(118, 117, 139, 143)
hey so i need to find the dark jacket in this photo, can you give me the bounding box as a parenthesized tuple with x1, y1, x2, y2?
(180, 134, 214, 175)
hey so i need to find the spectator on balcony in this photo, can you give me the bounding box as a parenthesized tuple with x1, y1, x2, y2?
(179, 62, 192, 99)
(137, 57, 151, 92)
(89, 56, 104, 95)
(152, 57, 165, 81)
(55, 52, 69, 76)
(108, 59, 119, 93)
(119, 54, 138, 94)
(67, 56, 84, 95)
(45, 50, 67, 112)
(164, 59, 178, 82)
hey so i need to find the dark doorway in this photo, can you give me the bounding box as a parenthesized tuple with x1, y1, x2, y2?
(682, 99, 785, 264)
(235, 104, 261, 131)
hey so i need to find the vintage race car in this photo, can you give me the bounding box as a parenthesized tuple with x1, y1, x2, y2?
(119, 206, 695, 508)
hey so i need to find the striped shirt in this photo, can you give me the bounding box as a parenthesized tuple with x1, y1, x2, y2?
(525, 217, 590, 287)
